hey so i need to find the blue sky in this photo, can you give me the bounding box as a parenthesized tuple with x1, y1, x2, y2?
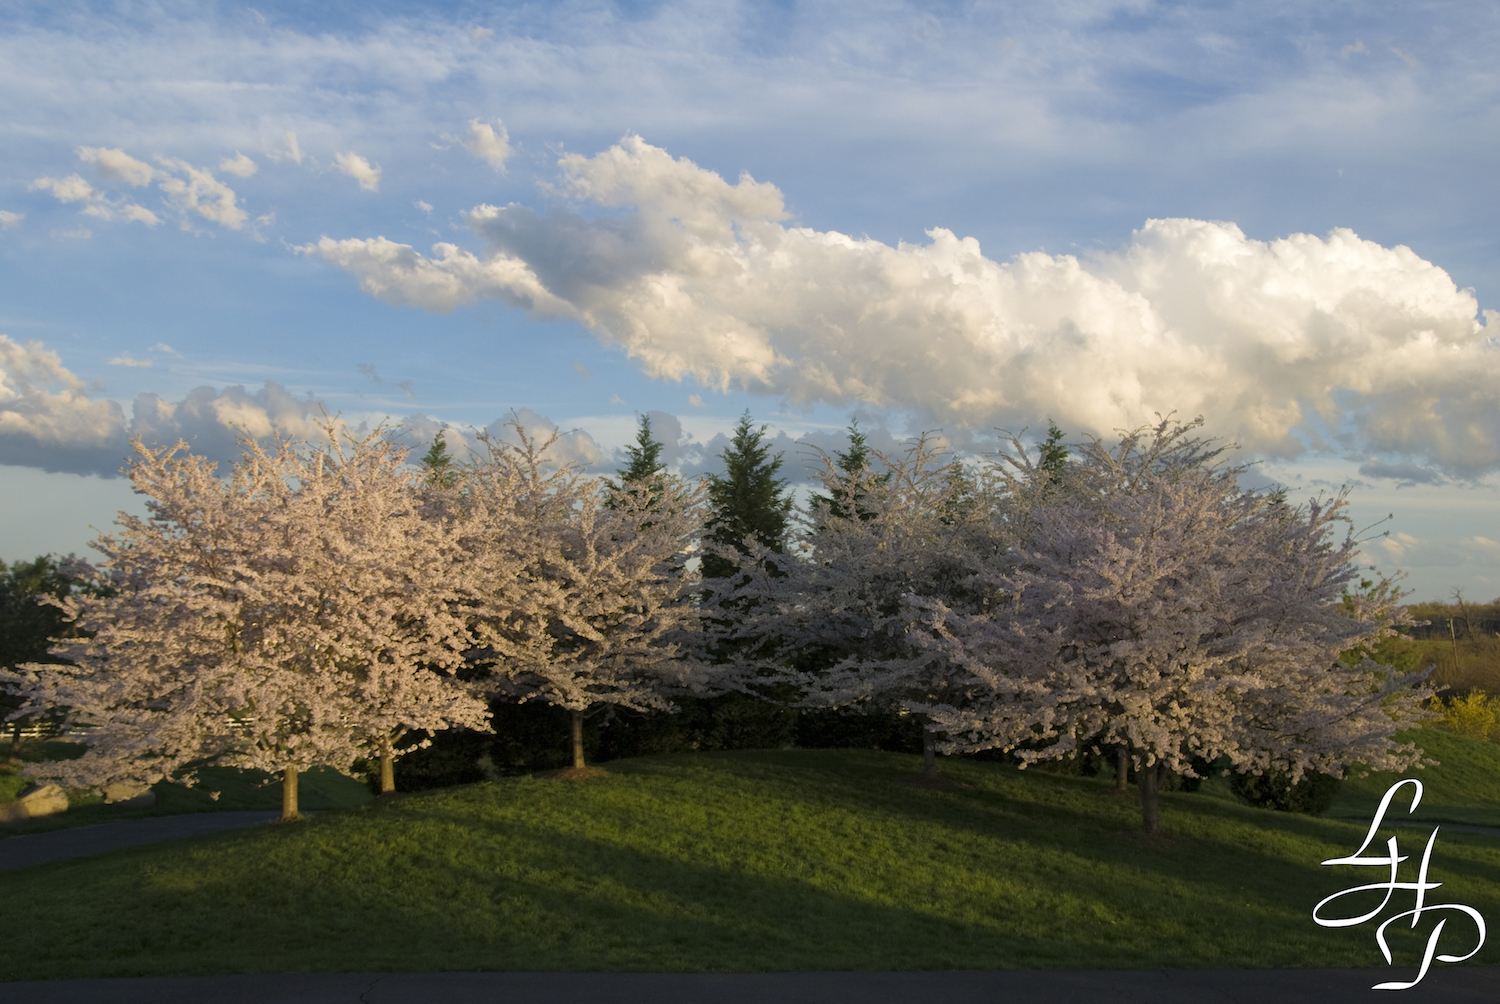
(1, 0, 1497, 600)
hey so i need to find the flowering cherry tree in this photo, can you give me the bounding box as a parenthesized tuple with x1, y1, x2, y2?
(713, 435, 1000, 778)
(2, 426, 488, 819)
(457, 424, 711, 771)
(913, 419, 1435, 833)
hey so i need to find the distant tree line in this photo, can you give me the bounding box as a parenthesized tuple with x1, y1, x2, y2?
(0, 412, 1438, 834)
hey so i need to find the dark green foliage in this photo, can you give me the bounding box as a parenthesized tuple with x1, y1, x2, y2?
(0, 555, 95, 756)
(810, 419, 888, 522)
(795, 707, 922, 754)
(419, 431, 460, 489)
(393, 696, 802, 789)
(1037, 422, 1069, 479)
(608, 414, 667, 489)
(1230, 769, 1342, 814)
(0, 555, 80, 669)
(702, 413, 791, 582)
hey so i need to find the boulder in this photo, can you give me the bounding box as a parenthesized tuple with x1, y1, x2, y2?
(0, 783, 69, 823)
(103, 782, 157, 807)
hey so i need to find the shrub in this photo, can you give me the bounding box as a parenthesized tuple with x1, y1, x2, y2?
(1230, 769, 1341, 814)
(1439, 690, 1500, 742)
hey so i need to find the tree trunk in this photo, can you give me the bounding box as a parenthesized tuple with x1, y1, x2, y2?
(379, 751, 396, 795)
(281, 766, 300, 822)
(1139, 761, 1165, 834)
(1115, 747, 1129, 792)
(7, 719, 22, 764)
(918, 714, 937, 778)
(571, 709, 586, 769)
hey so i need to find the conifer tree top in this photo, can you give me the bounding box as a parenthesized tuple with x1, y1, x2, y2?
(610, 414, 667, 489)
(705, 412, 791, 558)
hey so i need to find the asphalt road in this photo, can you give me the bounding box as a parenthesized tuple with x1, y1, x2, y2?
(0, 810, 282, 870)
(5, 967, 1497, 1003)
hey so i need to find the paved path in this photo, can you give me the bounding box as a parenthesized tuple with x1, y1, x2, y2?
(0, 811, 282, 870)
(5, 968, 1497, 1003)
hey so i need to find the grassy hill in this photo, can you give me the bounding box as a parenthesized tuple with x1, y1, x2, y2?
(1, 741, 1496, 980)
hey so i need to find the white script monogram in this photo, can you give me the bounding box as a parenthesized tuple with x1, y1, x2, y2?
(1312, 779, 1487, 990)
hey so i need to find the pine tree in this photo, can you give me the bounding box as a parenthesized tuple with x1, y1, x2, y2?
(701, 413, 791, 582)
(811, 419, 887, 522)
(420, 431, 460, 489)
(609, 414, 667, 489)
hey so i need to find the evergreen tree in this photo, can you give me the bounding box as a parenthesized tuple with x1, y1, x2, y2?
(608, 414, 667, 490)
(420, 431, 460, 489)
(702, 413, 791, 582)
(811, 419, 887, 522)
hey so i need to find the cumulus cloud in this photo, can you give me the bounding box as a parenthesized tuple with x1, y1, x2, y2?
(108, 354, 152, 368)
(0, 211, 21, 230)
(335, 152, 381, 191)
(31, 174, 100, 204)
(0, 336, 339, 476)
(395, 408, 604, 471)
(29, 173, 159, 226)
(307, 136, 1500, 476)
(155, 158, 247, 229)
(459, 119, 511, 171)
(77, 146, 156, 186)
(218, 153, 257, 177)
(0, 337, 129, 473)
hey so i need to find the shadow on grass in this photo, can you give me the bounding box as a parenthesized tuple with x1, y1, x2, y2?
(1, 749, 1496, 980)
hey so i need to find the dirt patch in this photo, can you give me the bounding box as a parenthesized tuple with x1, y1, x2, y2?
(539, 766, 612, 781)
(901, 774, 973, 790)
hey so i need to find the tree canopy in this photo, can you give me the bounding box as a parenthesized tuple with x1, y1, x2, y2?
(701, 412, 792, 583)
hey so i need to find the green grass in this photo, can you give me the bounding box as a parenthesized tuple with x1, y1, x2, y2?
(1, 744, 1496, 980)
(1329, 727, 1500, 829)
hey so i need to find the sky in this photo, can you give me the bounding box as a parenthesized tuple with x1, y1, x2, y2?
(1, 0, 1497, 601)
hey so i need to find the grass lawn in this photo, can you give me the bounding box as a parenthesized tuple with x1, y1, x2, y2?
(1, 735, 1496, 979)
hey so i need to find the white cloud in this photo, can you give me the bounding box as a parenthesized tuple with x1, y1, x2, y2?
(298, 235, 574, 316)
(151, 343, 182, 357)
(687, 394, 705, 407)
(1464, 536, 1500, 562)
(0, 337, 126, 454)
(0, 337, 344, 476)
(309, 136, 1500, 475)
(108, 354, 153, 368)
(30, 173, 159, 226)
(469, 27, 494, 43)
(266, 131, 304, 166)
(218, 153, 258, 177)
(155, 158, 247, 229)
(0, 211, 21, 230)
(415, 200, 433, 213)
(459, 119, 511, 171)
(77, 147, 156, 186)
(31, 174, 98, 204)
(335, 152, 381, 191)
